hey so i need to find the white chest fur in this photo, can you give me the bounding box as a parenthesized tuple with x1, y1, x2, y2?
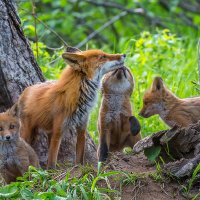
(63, 78, 99, 130)
(103, 95, 130, 124)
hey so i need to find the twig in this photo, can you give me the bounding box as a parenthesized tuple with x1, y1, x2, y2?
(32, 15, 69, 48)
(45, 45, 64, 51)
(76, 11, 128, 48)
(31, 0, 38, 60)
(83, 0, 166, 27)
(19, 7, 69, 47)
(82, 0, 144, 15)
(178, 0, 200, 14)
(198, 39, 200, 83)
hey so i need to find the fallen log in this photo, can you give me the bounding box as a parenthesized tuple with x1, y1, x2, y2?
(133, 121, 200, 178)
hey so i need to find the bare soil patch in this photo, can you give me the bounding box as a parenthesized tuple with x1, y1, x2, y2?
(107, 152, 185, 200)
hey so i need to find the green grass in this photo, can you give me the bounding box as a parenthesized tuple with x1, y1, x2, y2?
(1, 30, 199, 199)
(88, 30, 199, 140)
(31, 30, 199, 142)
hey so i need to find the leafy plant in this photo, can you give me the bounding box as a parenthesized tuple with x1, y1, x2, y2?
(0, 165, 121, 200)
(144, 146, 161, 161)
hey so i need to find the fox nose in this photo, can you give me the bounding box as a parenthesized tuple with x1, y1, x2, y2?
(5, 135, 11, 141)
(123, 54, 126, 58)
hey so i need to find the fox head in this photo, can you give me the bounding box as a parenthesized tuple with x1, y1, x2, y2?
(139, 77, 172, 118)
(0, 111, 19, 142)
(101, 66, 134, 96)
(62, 49, 126, 81)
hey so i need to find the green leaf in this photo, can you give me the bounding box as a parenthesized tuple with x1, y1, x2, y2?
(20, 189, 33, 199)
(0, 183, 19, 198)
(144, 146, 161, 161)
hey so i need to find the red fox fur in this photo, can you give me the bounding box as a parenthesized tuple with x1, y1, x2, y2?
(139, 77, 200, 127)
(0, 110, 39, 184)
(98, 67, 141, 162)
(17, 48, 126, 168)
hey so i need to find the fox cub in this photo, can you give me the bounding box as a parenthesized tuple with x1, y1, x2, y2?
(98, 66, 141, 162)
(17, 48, 126, 168)
(139, 77, 200, 127)
(0, 110, 39, 184)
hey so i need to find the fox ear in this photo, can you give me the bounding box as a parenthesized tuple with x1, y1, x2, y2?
(62, 52, 85, 68)
(152, 77, 164, 92)
(65, 46, 82, 53)
(129, 116, 141, 136)
(6, 103, 18, 117)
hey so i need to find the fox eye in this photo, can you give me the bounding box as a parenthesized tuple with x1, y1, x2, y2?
(0, 127, 2, 131)
(10, 124, 15, 129)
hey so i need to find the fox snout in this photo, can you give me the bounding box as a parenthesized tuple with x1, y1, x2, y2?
(0, 131, 18, 142)
(0, 134, 12, 142)
(122, 54, 126, 59)
(5, 134, 11, 141)
(112, 66, 127, 79)
(120, 54, 126, 62)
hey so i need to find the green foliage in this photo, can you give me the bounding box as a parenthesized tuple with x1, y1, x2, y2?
(6, 1, 200, 198)
(182, 163, 200, 199)
(16, 0, 200, 138)
(22, 30, 199, 140)
(144, 146, 161, 161)
(0, 166, 120, 200)
(17, 0, 199, 50)
(119, 172, 140, 186)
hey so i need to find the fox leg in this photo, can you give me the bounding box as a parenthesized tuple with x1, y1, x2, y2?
(20, 118, 35, 144)
(47, 116, 63, 169)
(98, 131, 110, 162)
(129, 116, 141, 136)
(76, 129, 86, 165)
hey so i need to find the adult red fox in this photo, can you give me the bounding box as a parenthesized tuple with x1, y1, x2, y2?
(17, 48, 126, 169)
(98, 66, 141, 162)
(0, 110, 39, 183)
(139, 77, 200, 127)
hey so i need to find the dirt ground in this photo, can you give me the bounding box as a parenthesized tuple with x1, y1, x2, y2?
(106, 152, 186, 200)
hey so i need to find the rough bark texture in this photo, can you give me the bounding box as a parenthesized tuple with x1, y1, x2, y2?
(0, 0, 97, 168)
(133, 122, 200, 178)
(133, 122, 200, 198)
(0, 0, 45, 111)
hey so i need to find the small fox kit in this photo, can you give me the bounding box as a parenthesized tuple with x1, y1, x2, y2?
(139, 77, 200, 127)
(17, 48, 126, 168)
(98, 67, 141, 162)
(0, 111, 39, 184)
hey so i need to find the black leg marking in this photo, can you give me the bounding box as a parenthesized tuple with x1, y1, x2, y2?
(129, 116, 141, 136)
(99, 136, 109, 162)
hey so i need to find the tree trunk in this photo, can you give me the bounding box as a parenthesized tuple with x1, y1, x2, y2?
(0, 0, 45, 112)
(0, 0, 97, 168)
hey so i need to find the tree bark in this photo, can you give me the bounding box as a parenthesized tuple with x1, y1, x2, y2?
(0, 0, 97, 168)
(0, 0, 45, 112)
(133, 122, 200, 178)
(133, 122, 200, 197)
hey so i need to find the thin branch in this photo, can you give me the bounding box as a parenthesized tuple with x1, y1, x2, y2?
(82, 0, 166, 27)
(76, 11, 128, 49)
(45, 45, 64, 51)
(31, 0, 38, 60)
(19, 7, 69, 47)
(32, 15, 69, 47)
(82, 0, 144, 15)
(179, 0, 200, 14)
(198, 39, 200, 83)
